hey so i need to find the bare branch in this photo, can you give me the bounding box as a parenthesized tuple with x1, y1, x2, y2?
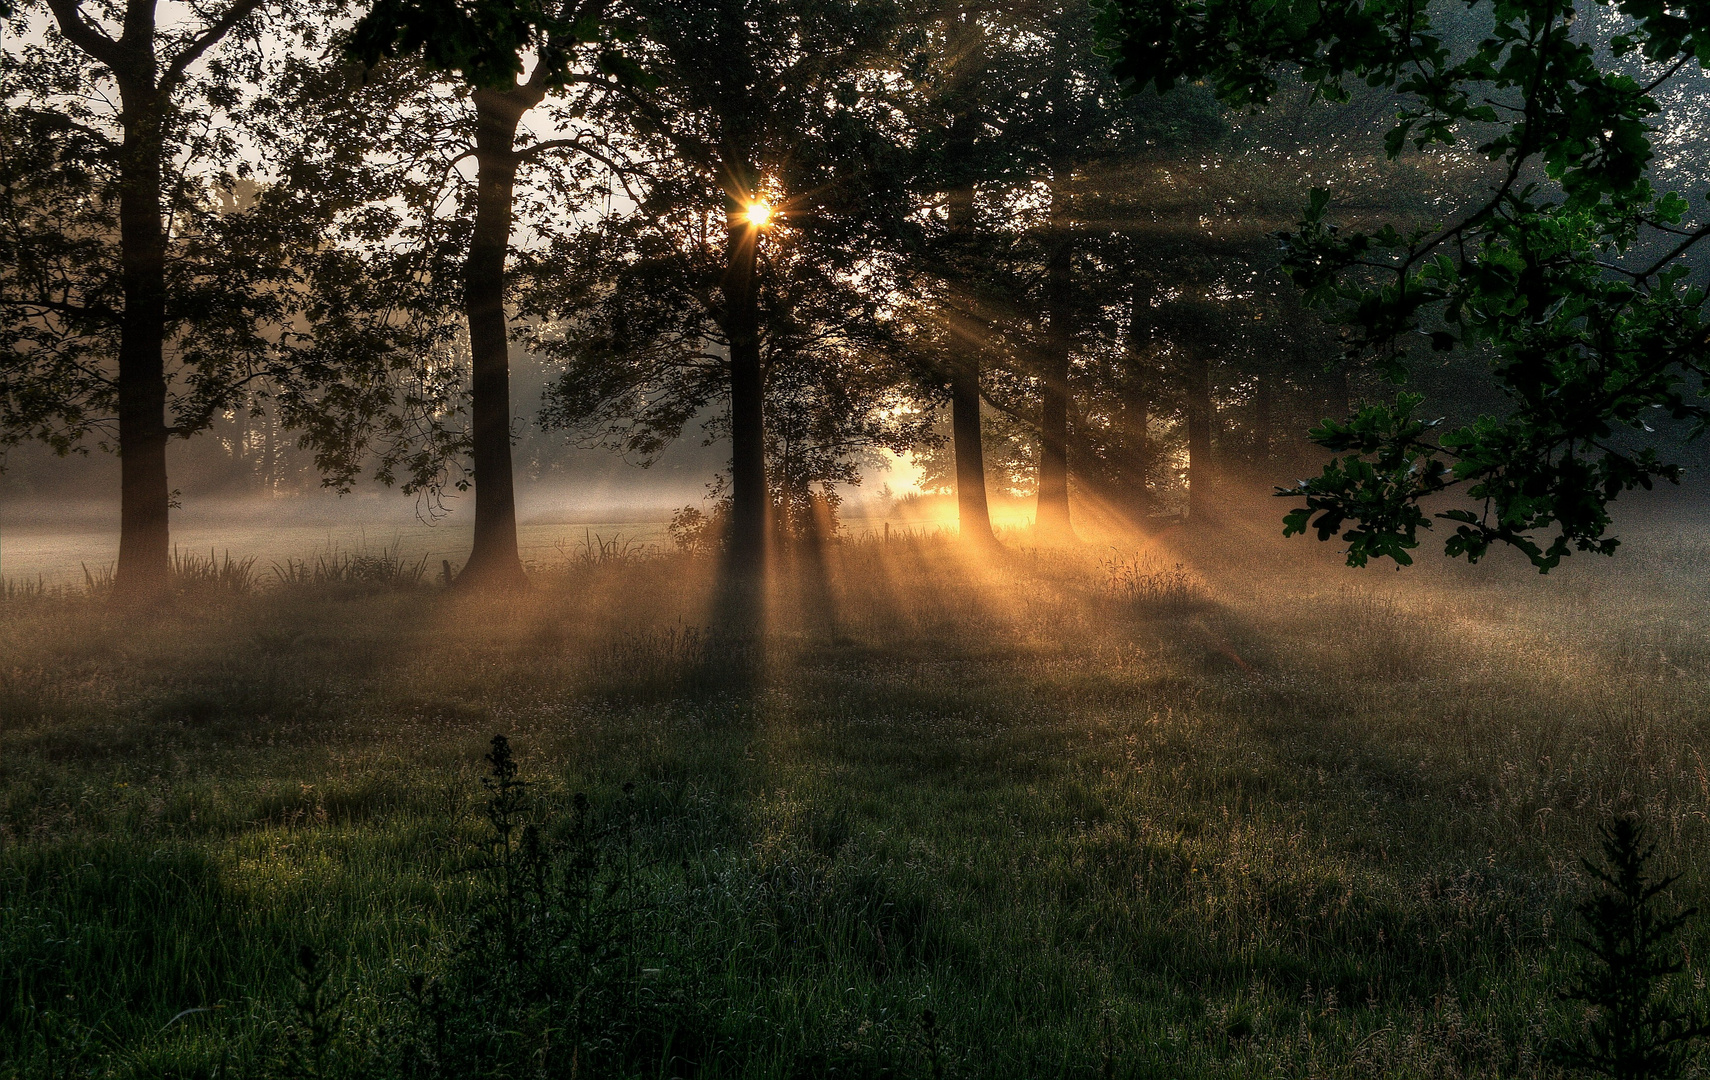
(44, 0, 123, 69)
(513, 136, 633, 178)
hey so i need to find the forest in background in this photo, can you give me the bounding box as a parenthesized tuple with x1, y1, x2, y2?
(12, 0, 1710, 593)
(21, 0, 1706, 583)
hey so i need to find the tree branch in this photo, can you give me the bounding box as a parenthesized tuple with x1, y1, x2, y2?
(514, 136, 630, 176)
(160, 0, 268, 95)
(44, 0, 123, 69)
(1, 296, 123, 323)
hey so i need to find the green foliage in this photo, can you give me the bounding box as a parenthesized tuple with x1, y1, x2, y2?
(0, 0, 469, 503)
(1281, 392, 1449, 567)
(1099, 0, 1710, 568)
(349, 0, 593, 88)
(522, 0, 933, 512)
(1555, 815, 1709, 1080)
(347, 0, 648, 97)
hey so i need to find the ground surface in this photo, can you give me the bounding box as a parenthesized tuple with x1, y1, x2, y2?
(3, 510, 1709, 1078)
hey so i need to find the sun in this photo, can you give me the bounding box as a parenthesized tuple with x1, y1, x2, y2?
(743, 200, 775, 227)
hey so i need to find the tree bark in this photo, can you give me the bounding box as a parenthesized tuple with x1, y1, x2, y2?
(1120, 377, 1152, 523)
(1120, 287, 1154, 522)
(1251, 371, 1273, 468)
(1182, 343, 1215, 521)
(1035, 182, 1073, 541)
(456, 87, 540, 590)
(111, 27, 171, 600)
(944, 181, 994, 547)
(45, 0, 266, 600)
(723, 210, 768, 576)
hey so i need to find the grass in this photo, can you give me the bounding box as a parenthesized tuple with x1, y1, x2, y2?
(2, 507, 1709, 1077)
(270, 545, 430, 590)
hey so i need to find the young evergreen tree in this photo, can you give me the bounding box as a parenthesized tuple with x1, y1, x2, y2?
(1557, 815, 1709, 1080)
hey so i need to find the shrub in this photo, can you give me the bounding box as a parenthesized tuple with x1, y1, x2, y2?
(385, 736, 697, 1079)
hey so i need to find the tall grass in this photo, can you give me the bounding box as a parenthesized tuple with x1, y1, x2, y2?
(1, 575, 52, 602)
(172, 547, 261, 594)
(0, 565, 111, 603)
(547, 530, 662, 571)
(1099, 549, 1206, 610)
(3, 513, 1710, 1076)
(271, 544, 430, 589)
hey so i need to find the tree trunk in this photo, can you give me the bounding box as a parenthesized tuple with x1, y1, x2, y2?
(1251, 372, 1273, 468)
(456, 88, 538, 590)
(112, 62, 172, 601)
(949, 359, 994, 546)
(1327, 361, 1352, 420)
(1121, 380, 1151, 523)
(1035, 182, 1073, 541)
(944, 181, 994, 547)
(1121, 287, 1154, 522)
(1183, 344, 1215, 521)
(723, 209, 768, 576)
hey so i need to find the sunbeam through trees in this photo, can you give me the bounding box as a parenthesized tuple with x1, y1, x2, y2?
(7, 0, 1710, 1074)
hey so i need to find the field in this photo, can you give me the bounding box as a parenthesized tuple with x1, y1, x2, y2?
(3, 507, 1709, 1078)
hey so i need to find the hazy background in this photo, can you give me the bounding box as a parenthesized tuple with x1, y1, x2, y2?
(0, 347, 925, 585)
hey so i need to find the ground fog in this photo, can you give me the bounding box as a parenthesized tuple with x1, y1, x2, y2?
(3, 509, 1708, 1077)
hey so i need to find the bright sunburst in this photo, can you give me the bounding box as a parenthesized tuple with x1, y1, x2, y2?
(744, 200, 775, 227)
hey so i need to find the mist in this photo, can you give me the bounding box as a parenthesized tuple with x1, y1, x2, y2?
(12, 0, 1710, 1074)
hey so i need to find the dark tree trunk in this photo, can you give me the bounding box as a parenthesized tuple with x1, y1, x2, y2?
(723, 211, 768, 576)
(949, 359, 993, 546)
(1251, 372, 1273, 468)
(1121, 377, 1151, 522)
(1183, 344, 1215, 520)
(945, 182, 994, 547)
(1035, 185, 1073, 541)
(112, 56, 171, 600)
(456, 88, 540, 590)
(1328, 362, 1352, 420)
(1120, 287, 1154, 522)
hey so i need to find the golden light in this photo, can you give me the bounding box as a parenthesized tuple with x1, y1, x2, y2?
(744, 200, 775, 227)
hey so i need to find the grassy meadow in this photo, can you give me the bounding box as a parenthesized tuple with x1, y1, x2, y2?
(3, 507, 1710, 1078)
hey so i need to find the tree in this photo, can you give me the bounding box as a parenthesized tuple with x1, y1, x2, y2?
(899, 1, 1066, 548)
(1, 0, 279, 598)
(349, 0, 627, 588)
(2, 2, 481, 599)
(897, 0, 1236, 540)
(1099, 0, 1710, 570)
(524, 124, 931, 551)
(1556, 815, 1708, 1080)
(524, 0, 919, 575)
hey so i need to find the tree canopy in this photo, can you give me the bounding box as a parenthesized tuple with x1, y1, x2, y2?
(1100, 0, 1710, 569)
